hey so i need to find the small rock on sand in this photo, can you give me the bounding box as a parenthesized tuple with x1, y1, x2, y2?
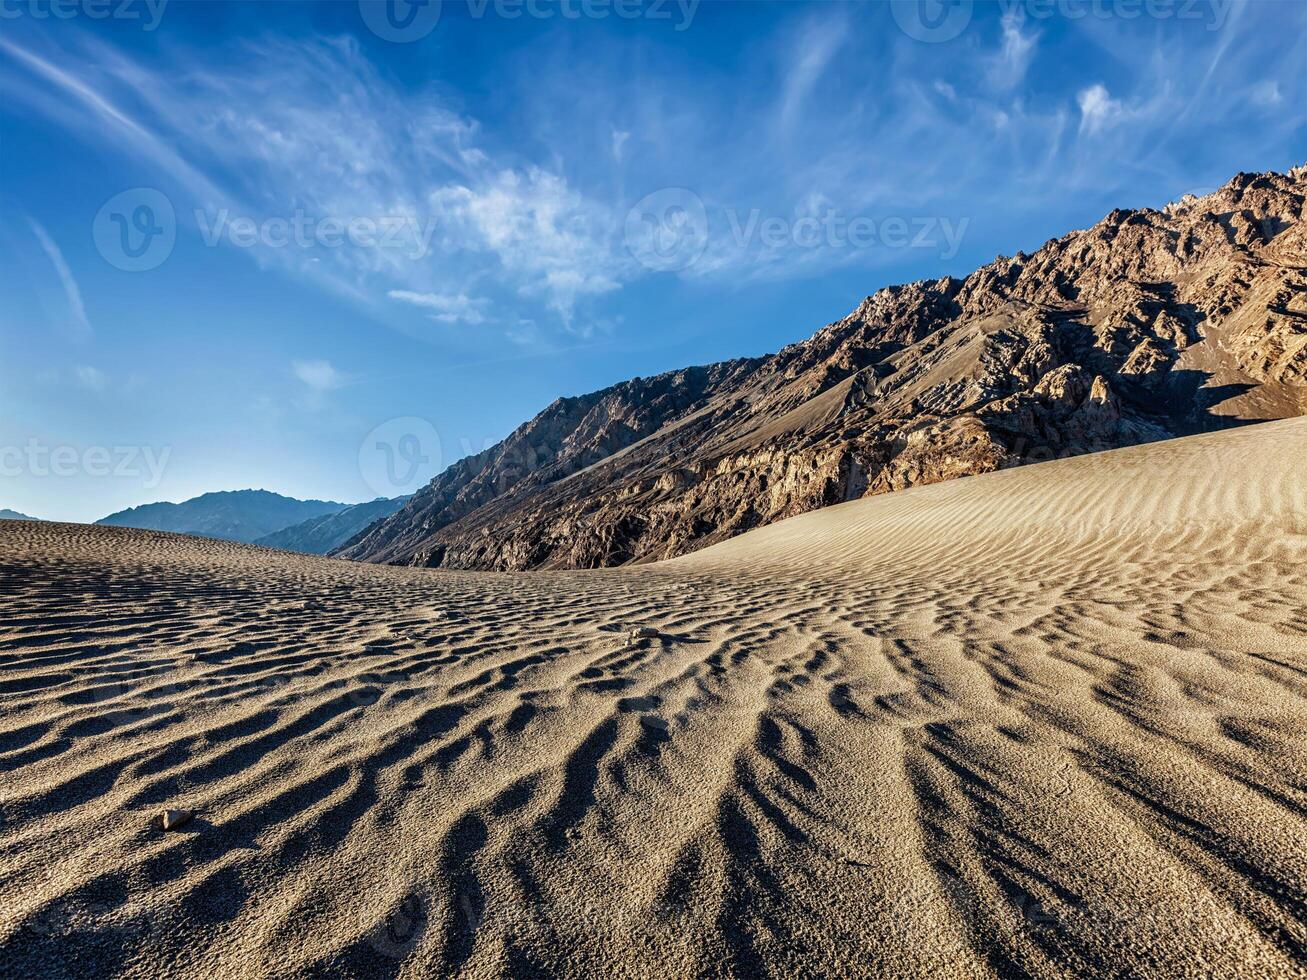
(157, 808, 194, 831)
(628, 626, 660, 642)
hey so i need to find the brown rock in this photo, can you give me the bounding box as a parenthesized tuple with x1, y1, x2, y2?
(157, 808, 194, 831)
(333, 166, 1307, 571)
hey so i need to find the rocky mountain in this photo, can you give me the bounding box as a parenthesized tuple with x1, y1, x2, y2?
(254, 495, 408, 555)
(0, 509, 37, 521)
(338, 166, 1307, 571)
(97, 490, 346, 544)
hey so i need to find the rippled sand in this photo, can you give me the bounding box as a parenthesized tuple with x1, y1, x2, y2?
(2, 419, 1306, 978)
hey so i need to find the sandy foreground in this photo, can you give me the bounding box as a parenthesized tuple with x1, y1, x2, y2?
(1, 420, 1306, 979)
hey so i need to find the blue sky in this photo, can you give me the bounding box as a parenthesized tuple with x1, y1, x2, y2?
(2, 0, 1304, 522)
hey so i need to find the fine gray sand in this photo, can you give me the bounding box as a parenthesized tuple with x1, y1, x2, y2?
(1, 419, 1306, 978)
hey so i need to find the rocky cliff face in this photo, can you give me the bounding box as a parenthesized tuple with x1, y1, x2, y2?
(337, 167, 1307, 570)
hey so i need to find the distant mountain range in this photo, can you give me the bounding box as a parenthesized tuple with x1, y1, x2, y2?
(96, 490, 347, 544)
(253, 496, 409, 554)
(337, 166, 1307, 571)
(90, 489, 407, 555)
(0, 509, 37, 521)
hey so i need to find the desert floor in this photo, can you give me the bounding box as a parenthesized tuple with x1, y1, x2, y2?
(1, 419, 1306, 979)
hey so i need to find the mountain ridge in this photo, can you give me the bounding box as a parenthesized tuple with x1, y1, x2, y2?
(254, 495, 409, 555)
(338, 165, 1307, 570)
(96, 489, 347, 544)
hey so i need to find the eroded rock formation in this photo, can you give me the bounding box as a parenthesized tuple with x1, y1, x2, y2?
(338, 167, 1307, 570)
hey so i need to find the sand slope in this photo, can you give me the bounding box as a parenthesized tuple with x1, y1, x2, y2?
(1, 419, 1306, 978)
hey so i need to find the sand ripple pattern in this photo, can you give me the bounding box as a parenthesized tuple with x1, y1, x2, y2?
(2, 419, 1307, 978)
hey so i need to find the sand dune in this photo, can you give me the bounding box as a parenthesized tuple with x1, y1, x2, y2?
(2, 419, 1306, 978)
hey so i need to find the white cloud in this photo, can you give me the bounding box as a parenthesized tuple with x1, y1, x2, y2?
(990, 9, 1039, 90)
(28, 220, 91, 341)
(8, 3, 1302, 342)
(428, 169, 624, 323)
(1077, 84, 1123, 136)
(1251, 80, 1283, 106)
(292, 359, 344, 393)
(0, 38, 224, 207)
(611, 128, 631, 163)
(777, 17, 845, 131)
(74, 365, 108, 392)
(1, 34, 625, 331)
(506, 319, 541, 346)
(389, 290, 489, 325)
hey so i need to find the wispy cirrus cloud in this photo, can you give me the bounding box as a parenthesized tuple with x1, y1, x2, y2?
(0, 36, 224, 207)
(5, 1, 1306, 348)
(1, 33, 633, 333)
(775, 14, 846, 133)
(989, 7, 1039, 90)
(27, 218, 91, 342)
(389, 290, 490, 325)
(427, 168, 626, 323)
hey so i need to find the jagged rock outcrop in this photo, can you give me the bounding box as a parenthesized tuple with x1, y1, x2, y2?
(338, 167, 1307, 570)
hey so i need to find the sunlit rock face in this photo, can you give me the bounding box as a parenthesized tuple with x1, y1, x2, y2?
(338, 167, 1307, 570)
